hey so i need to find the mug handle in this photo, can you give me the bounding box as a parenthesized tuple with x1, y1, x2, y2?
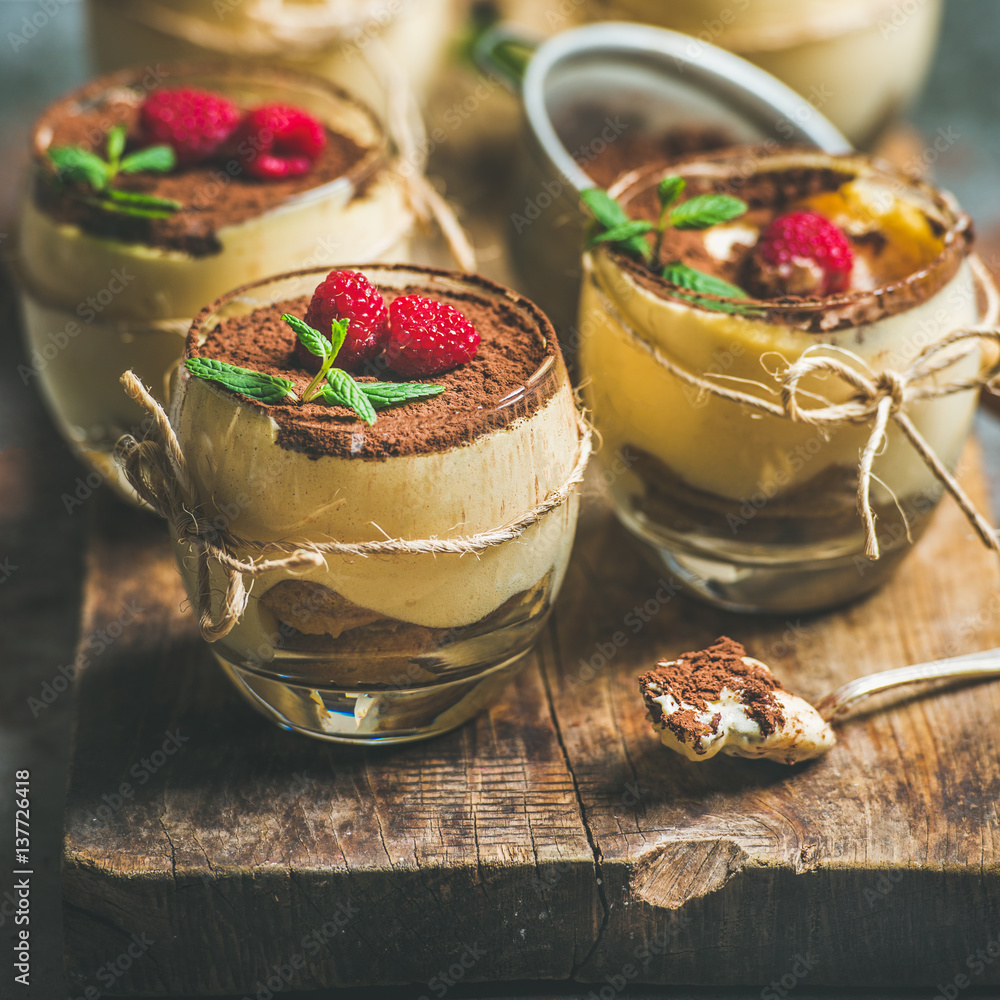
(472, 23, 539, 94)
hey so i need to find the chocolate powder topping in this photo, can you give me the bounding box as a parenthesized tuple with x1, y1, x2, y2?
(608, 151, 971, 332)
(639, 636, 786, 746)
(189, 269, 563, 460)
(32, 84, 376, 257)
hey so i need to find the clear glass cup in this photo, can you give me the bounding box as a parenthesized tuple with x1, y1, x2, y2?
(578, 148, 991, 613)
(169, 264, 584, 743)
(14, 62, 413, 504)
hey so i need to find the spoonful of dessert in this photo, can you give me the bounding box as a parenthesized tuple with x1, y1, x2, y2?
(639, 636, 1000, 765)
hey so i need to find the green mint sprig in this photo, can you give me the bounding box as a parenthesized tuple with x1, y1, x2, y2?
(186, 357, 297, 403)
(582, 178, 755, 313)
(283, 313, 350, 403)
(582, 176, 747, 269)
(47, 124, 180, 220)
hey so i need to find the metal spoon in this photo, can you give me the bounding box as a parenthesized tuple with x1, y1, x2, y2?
(814, 647, 1000, 722)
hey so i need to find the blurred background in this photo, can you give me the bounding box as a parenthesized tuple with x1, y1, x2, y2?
(2, 1, 1000, 995)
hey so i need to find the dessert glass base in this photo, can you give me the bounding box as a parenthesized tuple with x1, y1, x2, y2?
(620, 498, 921, 615)
(213, 610, 547, 745)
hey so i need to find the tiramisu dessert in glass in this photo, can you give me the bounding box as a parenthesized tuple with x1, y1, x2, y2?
(150, 264, 585, 742)
(16, 63, 413, 501)
(85, 0, 454, 113)
(578, 147, 994, 612)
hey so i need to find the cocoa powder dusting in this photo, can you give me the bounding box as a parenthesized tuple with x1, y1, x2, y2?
(33, 92, 373, 256)
(639, 636, 786, 746)
(190, 272, 562, 460)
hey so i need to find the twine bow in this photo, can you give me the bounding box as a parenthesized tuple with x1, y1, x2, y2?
(597, 256, 1000, 561)
(115, 372, 592, 642)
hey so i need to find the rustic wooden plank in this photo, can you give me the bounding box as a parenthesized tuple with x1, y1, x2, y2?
(547, 440, 1000, 986)
(62, 501, 599, 995)
(63, 440, 1000, 993)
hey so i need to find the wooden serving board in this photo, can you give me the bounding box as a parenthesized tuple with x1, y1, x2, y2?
(62, 442, 1000, 995)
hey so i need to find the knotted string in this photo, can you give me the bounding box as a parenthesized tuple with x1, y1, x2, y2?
(593, 254, 1000, 560)
(116, 372, 592, 641)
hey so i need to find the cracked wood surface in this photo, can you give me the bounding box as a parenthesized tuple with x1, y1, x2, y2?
(64, 443, 1000, 993)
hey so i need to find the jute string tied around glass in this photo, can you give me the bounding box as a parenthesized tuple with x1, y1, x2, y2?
(115, 371, 593, 642)
(595, 253, 1000, 561)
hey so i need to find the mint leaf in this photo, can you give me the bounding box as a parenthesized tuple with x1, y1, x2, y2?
(580, 188, 629, 229)
(283, 314, 331, 360)
(587, 220, 653, 248)
(328, 318, 349, 367)
(661, 261, 762, 315)
(321, 368, 377, 425)
(662, 262, 749, 299)
(119, 145, 176, 174)
(48, 147, 109, 190)
(669, 194, 746, 230)
(106, 189, 182, 211)
(657, 176, 686, 211)
(186, 357, 296, 403)
(106, 125, 127, 165)
(360, 382, 445, 409)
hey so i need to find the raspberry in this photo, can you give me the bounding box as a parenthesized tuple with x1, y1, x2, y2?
(297, 270, 389, 373)
(139, 88, 240, 167)
(386, 295, 479, 378)
(751, 210, 854, 297)
(232, 104, 326, 180)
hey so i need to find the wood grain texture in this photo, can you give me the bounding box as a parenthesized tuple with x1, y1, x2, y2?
(63, 443, 1000, 994)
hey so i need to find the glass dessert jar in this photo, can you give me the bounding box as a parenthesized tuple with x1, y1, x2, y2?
(152, 264, 586, 743)
(578, 148, 995, 613)
(586, 0, 943, 148)
(85, 0, 455, 116)
(15, 63, 414, 503)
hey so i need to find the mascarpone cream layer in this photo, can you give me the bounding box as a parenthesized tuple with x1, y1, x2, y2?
(645, 656, 836, 765)
(171, 372, 582, 642)
(18, 169, 413, 322)
(579, 248, 980, 505)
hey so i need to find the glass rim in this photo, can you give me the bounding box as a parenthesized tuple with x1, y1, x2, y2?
(603, 145, 974, 327)
(186, 263, 565, 415)
(30, 60, 389, 200)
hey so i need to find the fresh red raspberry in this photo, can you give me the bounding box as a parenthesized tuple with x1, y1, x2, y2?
(386, 295, 479, 378)
(752, 210, 854, 297)
(297, 270, 389, 373)
(232, 104, 326, 180)
(139, 88, 240, 167)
